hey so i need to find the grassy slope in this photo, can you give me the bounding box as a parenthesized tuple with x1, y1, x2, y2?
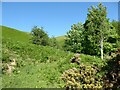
(55, 36, 65, 47)
(56, 36, 65, 41)
(2, 26, 31, 43)
(2, 26, 73, 88)
(2, 26, 103, 88)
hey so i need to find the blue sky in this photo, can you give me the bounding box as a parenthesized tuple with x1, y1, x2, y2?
(2, 2, 118, 37)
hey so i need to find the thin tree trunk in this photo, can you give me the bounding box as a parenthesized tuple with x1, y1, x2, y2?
(100, 36, 103, 60)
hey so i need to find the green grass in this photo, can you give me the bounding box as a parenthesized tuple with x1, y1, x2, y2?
(3, 62, 64, 88)
(56, 36, 65, 41)
(2, 26, 31, 43)
(2, 38, 74, 88)
(2, 26, 104, 88)
(55, 36, 65, 47)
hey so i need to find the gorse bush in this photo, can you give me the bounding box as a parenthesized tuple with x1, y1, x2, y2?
(61, 64, 103, 89)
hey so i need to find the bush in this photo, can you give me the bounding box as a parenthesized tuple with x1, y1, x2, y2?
(61, 64, 103, 89)
(49, 37, 60, 49)
(31, 26, 49, 46)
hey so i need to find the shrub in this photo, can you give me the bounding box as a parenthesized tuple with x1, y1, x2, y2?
(31, 26, 49, 46)
(61, 64, 103, 89)
(49, 37, 60, 49)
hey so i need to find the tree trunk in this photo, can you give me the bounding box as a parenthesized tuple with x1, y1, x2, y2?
(100, 36, 103, 60)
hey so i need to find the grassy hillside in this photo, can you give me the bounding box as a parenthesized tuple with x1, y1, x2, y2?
(56, 36, 65, 47)
(2, 26, 104, 88)
(2, 26, 31, 43)
(2, 38, 74, 88)
(56, 36, 65, 41)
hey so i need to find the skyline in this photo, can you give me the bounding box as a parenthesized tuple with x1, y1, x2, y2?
(2, 2, 118, 37)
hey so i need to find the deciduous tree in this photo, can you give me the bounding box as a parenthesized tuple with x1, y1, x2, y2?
(84, 3, 116, 60)
(31, 26, 49, 46)
(64, 22, 84, 53)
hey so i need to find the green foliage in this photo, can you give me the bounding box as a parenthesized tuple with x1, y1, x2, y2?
(61, 64, 103, 89)
(2, 37, 73, 88)
(55, 36, 65, 50)
(63, 3, 118, 58)
(104, 42, 117, 54)
(80, 54, 105, 68)
(31, 26, 49, 46)
(111, 20, 120, 35)
(30, 26, 63, 48)
(64, 22, 84, 53)
(2, 38, 68, 63)
(49, 36, 61, 49)
(2, 2, 119, 88)
(2, 37, 103, 88)
(83, 3, 117, 57)
(111, 20, 120, 48)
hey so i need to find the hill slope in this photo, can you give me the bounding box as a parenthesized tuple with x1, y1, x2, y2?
(56, 36, 65, 41)
(55, 36, 65, 47)
(2, 26, 103, 88)
(2, 26, 74, 88)
(2, 26, 31, 43)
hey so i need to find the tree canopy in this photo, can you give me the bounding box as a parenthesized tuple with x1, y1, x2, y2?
(31, 26, 49, 46)
(64, 22, 84, 53)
